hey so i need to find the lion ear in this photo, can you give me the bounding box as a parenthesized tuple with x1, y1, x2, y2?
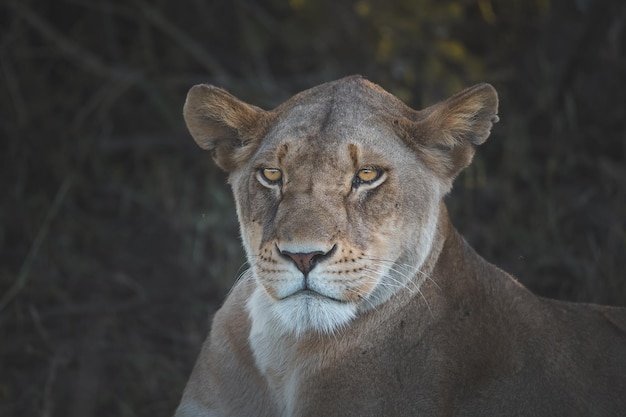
(183, 84, 269, 172)
(411, 83, 499, 183)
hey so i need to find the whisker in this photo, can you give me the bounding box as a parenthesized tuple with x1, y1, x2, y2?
(344, 285, 380, 313)
(234, 261, 251, 280)
(362, 257, 442, 293)
(358, 264, 434, 318)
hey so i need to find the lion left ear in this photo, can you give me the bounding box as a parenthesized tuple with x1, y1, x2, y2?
(183, 84, 271, 172)
(406, 83, 499, 184)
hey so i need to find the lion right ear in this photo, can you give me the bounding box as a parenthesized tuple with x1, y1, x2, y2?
(183, 84, 270, 172)
(402, 83, 499, 186)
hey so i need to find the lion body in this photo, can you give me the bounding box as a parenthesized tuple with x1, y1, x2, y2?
(176, 76, 626, 416)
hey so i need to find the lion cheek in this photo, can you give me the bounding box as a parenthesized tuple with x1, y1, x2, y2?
(239, 220, 263, 256)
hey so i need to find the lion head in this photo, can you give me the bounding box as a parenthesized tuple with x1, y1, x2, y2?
(184, 75, 498, 336)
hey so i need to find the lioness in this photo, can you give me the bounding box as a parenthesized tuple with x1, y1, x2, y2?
(176, 76, 626, 417)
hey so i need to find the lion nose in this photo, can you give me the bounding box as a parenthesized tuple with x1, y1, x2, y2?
(280, 247, 334, 275)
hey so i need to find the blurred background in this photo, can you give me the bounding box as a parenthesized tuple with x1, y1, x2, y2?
(1, 0, 625, 415)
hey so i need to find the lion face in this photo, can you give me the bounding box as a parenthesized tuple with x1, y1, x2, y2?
(234, 114, 444, 335)
(184, 76, 498, 335)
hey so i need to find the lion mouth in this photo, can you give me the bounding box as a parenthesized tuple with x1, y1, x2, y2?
(281, 289, 347, 304)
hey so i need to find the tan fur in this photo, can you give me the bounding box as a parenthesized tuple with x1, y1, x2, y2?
(176, 76, 626, 417)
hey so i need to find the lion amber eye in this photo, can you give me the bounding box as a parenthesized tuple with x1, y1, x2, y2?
(261, 168, 282, 183)
(356, 168, 381, 183)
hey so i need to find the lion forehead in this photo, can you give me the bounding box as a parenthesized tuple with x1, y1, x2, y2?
(261, 77, 413, 148)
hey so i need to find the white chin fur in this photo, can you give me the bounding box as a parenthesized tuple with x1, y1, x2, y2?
(247, 285, 357, 337)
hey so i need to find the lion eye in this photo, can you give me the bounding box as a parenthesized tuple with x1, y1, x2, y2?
(259, 168, 283, 184)
(354, 168, 382, 186)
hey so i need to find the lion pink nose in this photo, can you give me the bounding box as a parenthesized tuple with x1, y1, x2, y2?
(280, 249, 332, 275)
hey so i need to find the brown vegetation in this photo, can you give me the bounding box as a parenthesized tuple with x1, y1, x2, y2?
(1, 1, 624, 416)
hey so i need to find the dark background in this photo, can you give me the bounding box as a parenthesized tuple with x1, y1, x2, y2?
(1, 0, 625, 416)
